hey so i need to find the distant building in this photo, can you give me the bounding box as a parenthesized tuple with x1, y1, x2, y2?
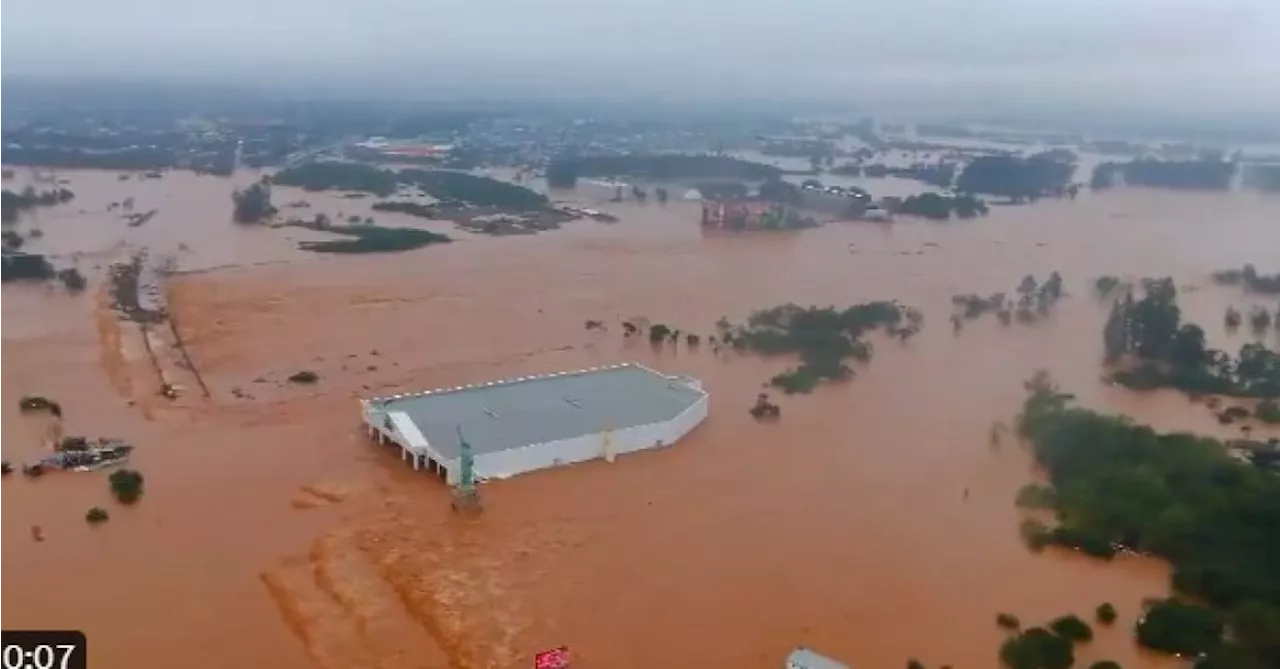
(701, 199, 795, 230)
(361, 363, 708, 483)
(351, 138, 453, 160)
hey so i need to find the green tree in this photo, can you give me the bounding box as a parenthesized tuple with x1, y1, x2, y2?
(108, 469, 145, 504)
(1135, 599, 1223, 655)
(996, 612, 1022, 631)
(232, 182, 275, 223)
(1096, 603, 1117, 625)
(1048, 614, 1093, 642)
(999, 628, 1074, 669)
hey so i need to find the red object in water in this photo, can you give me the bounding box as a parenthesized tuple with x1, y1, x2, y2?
(534, 646, 570, 669)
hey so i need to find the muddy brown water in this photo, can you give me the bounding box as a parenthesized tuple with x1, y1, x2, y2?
(4, 167, 1279, 669)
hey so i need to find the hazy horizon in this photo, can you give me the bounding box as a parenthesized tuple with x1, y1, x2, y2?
(4, 0, 1280, 117)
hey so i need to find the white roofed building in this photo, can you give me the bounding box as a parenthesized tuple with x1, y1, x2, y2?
(361, 363, 708, 484)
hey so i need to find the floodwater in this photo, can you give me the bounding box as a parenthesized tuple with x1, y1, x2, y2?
(4, 167, 1280, 669)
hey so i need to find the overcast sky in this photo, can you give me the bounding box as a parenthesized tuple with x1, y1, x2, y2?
(4, 0, 1279, 113)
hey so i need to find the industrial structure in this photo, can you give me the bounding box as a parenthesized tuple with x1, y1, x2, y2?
(700, 199, 795, 230)
(361, 363, 708, 484)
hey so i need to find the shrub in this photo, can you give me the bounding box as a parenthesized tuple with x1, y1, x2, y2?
(1089, 662, 1121, 669)
(1015, 483, 1057, 509)
(57, 267, 87, 292)
(996, 612, 1022, 631)
(108, 469, 145, 504)
(1095, 602, 1117, 625)
(85, 507, 109, 524)
(288, 370, 319, 384)
(999, 627, 1074, 669)
(1019, 518, 1053, 552)
(1049, 614, 1093, 642)
(907, 660, 926, 669)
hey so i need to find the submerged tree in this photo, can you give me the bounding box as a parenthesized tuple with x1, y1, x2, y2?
(232, 181, 275, 223)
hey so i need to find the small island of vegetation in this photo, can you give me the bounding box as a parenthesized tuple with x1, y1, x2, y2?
(895, 192, 988, 220)
(1211, 264, 1280, 295)
(955, 153, 1076, 202)
(1102, 278, 1280, 398)
(272, 162, 398, 196)
(1091, 158, 1237, 191)
(284, 214, 451, 254)
(2, 186, 76, 223)
(951, 272, 1065, 331)
(232, 182, 276, 223)
(719, 302, 922, 394)
(1015, 371, 1280, 666)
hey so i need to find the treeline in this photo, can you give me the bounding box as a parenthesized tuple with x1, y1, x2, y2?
(862, 162, 957, 188)
(720, 302, 922, 393)
(895, 192, 988, 220)
(1212, 264, 1280, 295)
(370, 201, 436, 218)
(270, 163, 548, 209)
(956, 153, 1076, 201)
(272, 162, 397, 196)
(545, 154, 781, 188)
(951, 272, 1065, 330)
(1091, 158, 1237, 190)
(2, 187, 76, 222)
(1102, 278, 1280, 397)
(399, 168, 548, 209)
(1016, 372, 1280, 666)
(1, 145, 180, 171)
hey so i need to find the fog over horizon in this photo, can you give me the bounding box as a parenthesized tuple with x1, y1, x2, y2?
(4, 0, 1280, 116)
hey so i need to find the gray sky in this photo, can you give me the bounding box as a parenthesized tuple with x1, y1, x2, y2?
(4, 0, 1279, 113)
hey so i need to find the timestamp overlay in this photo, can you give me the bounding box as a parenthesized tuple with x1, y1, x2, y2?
(1, 631, 87, 669)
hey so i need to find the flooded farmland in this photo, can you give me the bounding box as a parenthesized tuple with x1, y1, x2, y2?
(4, 167, 1279, 669)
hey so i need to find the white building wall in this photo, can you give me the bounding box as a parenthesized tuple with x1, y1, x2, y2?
(445, 394, 709, 484)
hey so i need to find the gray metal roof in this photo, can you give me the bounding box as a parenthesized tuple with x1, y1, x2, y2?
(365, 363, 705, 459)
(786, 648, 850, 669)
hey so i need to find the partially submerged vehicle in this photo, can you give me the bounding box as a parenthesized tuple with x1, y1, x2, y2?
(45, 444, 134, 472)
(18, 394, 63, 417)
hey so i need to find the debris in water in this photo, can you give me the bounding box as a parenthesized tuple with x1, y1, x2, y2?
(288, 370, 320, 384)
(18, 394, 63, 417)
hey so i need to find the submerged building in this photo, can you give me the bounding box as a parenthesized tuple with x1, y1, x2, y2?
(361, 363, 708, 483)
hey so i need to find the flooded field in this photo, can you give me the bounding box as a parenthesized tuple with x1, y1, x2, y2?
(4, 167, 1279, 669)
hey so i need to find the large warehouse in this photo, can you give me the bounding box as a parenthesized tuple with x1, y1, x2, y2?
(360, 363, 708, 484)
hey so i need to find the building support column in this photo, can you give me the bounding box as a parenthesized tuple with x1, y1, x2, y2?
(413, 454, 421, 471)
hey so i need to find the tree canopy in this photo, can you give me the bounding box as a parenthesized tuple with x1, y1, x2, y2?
(956, 153, 1075, 200)
(1091, 158, 1237, 191)
(1016, 372, 1280, 665)
(725, 302, 922, 394)
(231, 182, 275, 223)
(272, 162, 398, 196)
(1103, 278, 1280, 398)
